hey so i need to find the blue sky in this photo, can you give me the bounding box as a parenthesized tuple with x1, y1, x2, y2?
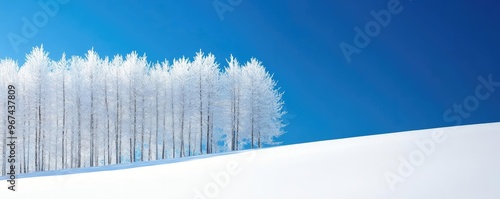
(0, 0, 499, 146)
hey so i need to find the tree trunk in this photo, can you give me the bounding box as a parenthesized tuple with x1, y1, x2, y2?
(62, 72, 66, 169)
(115, 70, 121, 164)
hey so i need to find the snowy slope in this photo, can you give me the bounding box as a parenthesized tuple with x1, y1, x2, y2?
(1, 122, 500, 199)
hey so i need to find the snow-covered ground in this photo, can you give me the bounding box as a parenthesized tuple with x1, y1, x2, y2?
(2, 122, 500, 198)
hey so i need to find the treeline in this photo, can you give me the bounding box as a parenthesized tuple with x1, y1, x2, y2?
(0, 46, 285, 175)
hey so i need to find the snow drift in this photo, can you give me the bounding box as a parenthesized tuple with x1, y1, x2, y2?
(1, 122, 500, 199)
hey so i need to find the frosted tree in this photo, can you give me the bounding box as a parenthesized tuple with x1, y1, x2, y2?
(111, 55, 124, 164)
(191, 52, 205, 155)
(241, 59, 285, 148)
(18, 57, 36, 172)
(190, 51, 221, 154)
(101, 56, 112, 165)
(85, 50, 99, 167)
(154, 60, 171, 159)
(170, 57, 193, 157)
(120, 52, 144, 162)
(46, 57, 61, 170)
(202, 54, 221, 154)
(223, 56, 245, 150)
(71, 54, 97, 168)
(52, 54, 69, 169)
(20, 46, 51, 171)
(149, 63, 162, 160)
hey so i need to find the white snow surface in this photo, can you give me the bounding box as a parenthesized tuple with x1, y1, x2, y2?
(1, 122, 500, 199)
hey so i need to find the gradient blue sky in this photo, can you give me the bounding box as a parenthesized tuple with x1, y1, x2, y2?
(1, 0, 499, 146)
